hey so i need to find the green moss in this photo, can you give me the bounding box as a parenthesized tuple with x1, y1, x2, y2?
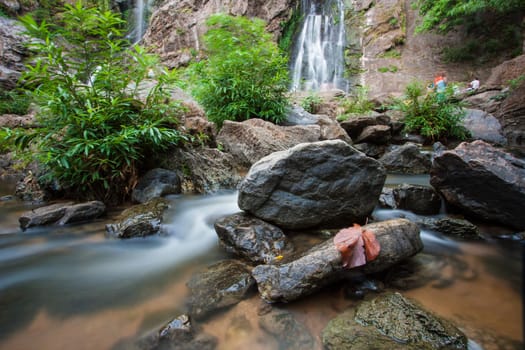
(278, 5, 303, 53)
(378, 49, 401, 58)
(378, 65, 398, 73)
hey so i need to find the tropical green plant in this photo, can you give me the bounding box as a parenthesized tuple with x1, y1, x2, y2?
(190, 14, 290, 127)
(389, 81, 469, 142)
(0, 89, 32, 115)
(337, 86, 374, 121)
(300, 93, 323, 114)
(16, 2, 187, 203)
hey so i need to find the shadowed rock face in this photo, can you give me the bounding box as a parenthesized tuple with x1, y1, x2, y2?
(252, 218, 423, 303)
(430, 140, 525, 230)
(238, 140, 386, 230)
(322, 292, 467, 350)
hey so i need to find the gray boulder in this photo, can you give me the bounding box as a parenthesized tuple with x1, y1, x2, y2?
(462, 108, 506, 145)
(19, 201, 106, 230)
(430, 140, 525, 230)
(284, 106, 351, 142)
(132, 168, 181, 203)
(322, 292, 467, 349)
(355, 124, 392, 144)
(186, 260, 255, 320)
(214, 212, 294, 264)
(0, 17, 28, 89)
(379, 143, 431, 174)
(238, 140, 386, 230)
(105, 198, 169, 238)
(339, 112, 391, 140)
(252, 219, 422, 303)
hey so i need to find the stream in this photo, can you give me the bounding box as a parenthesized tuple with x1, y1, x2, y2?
(0, 176, 522, 350)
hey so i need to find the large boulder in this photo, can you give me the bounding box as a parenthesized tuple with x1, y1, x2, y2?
(462, 108, 506, 145)
(214, 212, 294, 264)
(105, 198, 169, 238)
(378, 143, 431, 174)
(379, 184, 442, 215)
(321, 292, 467, 350)
(252, 219, 423, 303)
(339, 112, 391, 140)
(238, 140, 386, 230)
(430, 140, 525, 230)
(284, 106, 351, 142)
(216, 118, 320, 167)
(19, 201, 106, 230)
(143, 0, 294, 68)
(186, 259, 255, 320)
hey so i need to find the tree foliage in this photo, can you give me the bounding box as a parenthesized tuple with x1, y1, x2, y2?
(414, 0, 525, 33)
(190, 14, 290, 127)
(17, 2, 187, 204)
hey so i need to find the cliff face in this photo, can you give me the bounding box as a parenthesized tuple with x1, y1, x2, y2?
(142, 0, 296, 69)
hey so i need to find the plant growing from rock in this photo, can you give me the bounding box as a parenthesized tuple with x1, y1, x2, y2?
(189, 14, 290, 127)
(15, 2, 187, 204)
(389, 81, 469, 142)
(300, 93, 323, 114)
(336, 86, 374, 121)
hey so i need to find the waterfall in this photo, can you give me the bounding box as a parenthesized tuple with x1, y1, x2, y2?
(130, 0, 152, 43)
(290, 0, 347, 92)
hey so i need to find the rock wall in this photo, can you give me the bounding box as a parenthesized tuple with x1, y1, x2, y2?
(0, 17, 29, 89)
(142, 0, 296, 68)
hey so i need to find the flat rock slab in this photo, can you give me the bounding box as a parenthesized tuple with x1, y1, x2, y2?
(19, 201, 106, 230)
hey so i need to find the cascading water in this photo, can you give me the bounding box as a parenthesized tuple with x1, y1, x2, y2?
(129, 0, 152, 43)
(290, 0, 348, 92)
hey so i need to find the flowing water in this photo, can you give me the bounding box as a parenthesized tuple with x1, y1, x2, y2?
(290, 0, 348, 92)
(0, 176, 522, 350)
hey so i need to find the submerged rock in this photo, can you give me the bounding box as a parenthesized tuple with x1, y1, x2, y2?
(430, 140, 525, 230)
(214, 212, 294, 264)
(380, 184, 442, 215)
(259, 308, 315, 350)
(19, 201, 106, 230)
(186, 260, 255, 320)
(132, 168, 181, 203)
(252, 219, 422, 303)
(322, 292, 467, 349)
(105, 198, 169, 239)
(238, 140, 386, 230)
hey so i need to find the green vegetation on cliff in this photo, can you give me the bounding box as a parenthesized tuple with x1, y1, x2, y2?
(190, 14, 290, 127)
(14, 3, 187, 204)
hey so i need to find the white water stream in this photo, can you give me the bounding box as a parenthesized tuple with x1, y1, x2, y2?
(291, 0, 348, 92)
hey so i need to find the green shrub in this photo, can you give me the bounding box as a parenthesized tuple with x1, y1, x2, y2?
(337, 86, 374, 121)
(300, 93, 322, 114)
(389, 81, 469, 142)
(190, 14, 290, 128)
(17, 2, 188, 204)
(0, 90, 32, 115)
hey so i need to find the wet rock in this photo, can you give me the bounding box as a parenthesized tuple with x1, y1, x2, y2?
(382, 184, 442, 215)
(353, 142, 387, 159)
(216, 118, 320, 167)
(19, 201, 106, 230)
(342, 276, 384, 300)
(132, 168, 181, 204)
(160, 147, 243, 193)
(355, 125, 392, 144)
(420, 217, 481, 240)
(259, 308, 315, 350)
(378, 143, 431, 174)
(430, 140, 525, 230)
(252, 219, 422, 303)
(134, 315, 217, 350)
(462, 108, 506, 145)
(339, 112, 391, 140)
(186, 260, 255, 320)
(214, 212, 294, 264)
(238, 140, 386, 230)
(321, 292, 467, 350)
(105, 198, 169, 239)
(14, 171, 47, 203)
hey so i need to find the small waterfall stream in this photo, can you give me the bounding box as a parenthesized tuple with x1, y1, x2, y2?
(129, 0, 152, 43)
(290, 0, 347, 92)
